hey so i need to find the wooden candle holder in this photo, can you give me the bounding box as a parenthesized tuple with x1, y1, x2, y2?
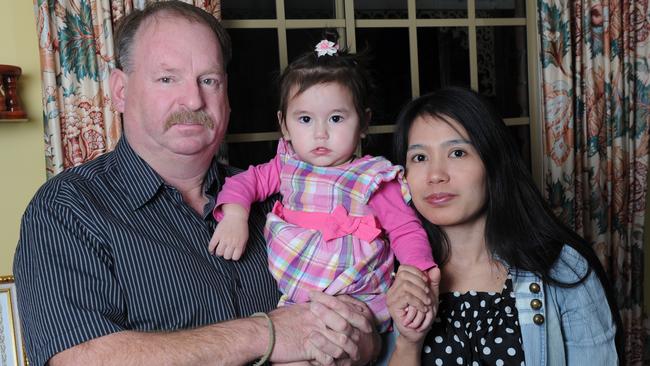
(0, 64, 27, 119)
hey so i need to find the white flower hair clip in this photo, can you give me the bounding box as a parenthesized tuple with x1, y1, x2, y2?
(315, 40, 339, 57)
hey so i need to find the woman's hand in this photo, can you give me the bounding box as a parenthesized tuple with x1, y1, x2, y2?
(386, 265, 440, 344)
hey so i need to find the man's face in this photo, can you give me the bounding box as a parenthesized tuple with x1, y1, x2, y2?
(113, 15, 229, 159)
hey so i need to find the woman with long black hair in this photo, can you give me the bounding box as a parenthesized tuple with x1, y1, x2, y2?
(384, 87, 622, 365)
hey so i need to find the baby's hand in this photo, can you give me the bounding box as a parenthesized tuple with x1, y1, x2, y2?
(387, 266, 440, 343)
(209, 204, 250, 260)
(401, 304, 434, 332)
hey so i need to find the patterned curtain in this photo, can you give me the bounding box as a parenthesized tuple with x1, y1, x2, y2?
(538, 0, 650, 364)
(33, 0, 222, 178)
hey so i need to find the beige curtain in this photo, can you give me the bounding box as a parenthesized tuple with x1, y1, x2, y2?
(538, 0, 650, 363)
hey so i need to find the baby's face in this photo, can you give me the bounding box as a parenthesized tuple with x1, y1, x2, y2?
(281, 82, 362, 167)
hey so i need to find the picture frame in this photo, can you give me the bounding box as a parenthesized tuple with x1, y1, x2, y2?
(0, 275, 25, 366)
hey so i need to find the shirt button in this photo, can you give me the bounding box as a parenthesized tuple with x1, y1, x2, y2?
(530, 299, 543, 310)
(529, 282, 541, 293)
(533, 314, 545, 325)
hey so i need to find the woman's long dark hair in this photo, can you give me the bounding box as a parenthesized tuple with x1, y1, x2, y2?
(393, 87, 623, 362)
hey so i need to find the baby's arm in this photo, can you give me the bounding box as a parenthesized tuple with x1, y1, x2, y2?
(369, 180, 437, 328)
(369, 180, 436, 269)
(209, 203, 250, 260)
(210, 155, 282, 260)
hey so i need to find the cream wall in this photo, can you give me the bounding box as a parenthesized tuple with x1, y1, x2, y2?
(0, 2, 46, 275)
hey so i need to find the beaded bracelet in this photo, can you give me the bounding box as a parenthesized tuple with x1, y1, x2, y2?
(251, 312, 275, 366)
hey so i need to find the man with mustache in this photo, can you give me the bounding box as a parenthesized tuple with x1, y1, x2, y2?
(13, 2, 379, 365)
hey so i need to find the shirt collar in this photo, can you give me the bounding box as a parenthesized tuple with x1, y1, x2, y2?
(114, 136, 223, 211)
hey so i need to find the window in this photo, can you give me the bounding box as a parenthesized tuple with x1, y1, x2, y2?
(221, 0, 541, 184)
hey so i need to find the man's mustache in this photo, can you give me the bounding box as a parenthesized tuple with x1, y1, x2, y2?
(164, 110, 214, 131)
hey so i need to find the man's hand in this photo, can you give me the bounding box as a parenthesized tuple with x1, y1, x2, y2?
(209, 204, 249, 260)
(307, 293, 379, 366)
(268, 293, 379, 366)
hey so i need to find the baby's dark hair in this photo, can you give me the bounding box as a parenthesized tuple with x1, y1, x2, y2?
(278, 29, 374, 130)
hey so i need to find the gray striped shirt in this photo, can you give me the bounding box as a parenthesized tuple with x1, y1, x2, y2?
(13, 137, 280, 366)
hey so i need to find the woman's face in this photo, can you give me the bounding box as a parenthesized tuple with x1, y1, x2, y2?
(405, 114, 487, 231)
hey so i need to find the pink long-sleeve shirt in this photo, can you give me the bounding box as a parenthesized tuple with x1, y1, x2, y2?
(215, 151, 436, 271)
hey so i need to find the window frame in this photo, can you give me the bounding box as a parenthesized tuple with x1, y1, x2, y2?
(222, 0, 542, 186)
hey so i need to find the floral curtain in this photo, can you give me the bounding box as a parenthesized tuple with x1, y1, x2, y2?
(34, 0, 222, 177)
(538, 0, 650, 364)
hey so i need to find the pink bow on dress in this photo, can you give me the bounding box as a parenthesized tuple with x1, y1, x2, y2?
(272, 202, 382, 242)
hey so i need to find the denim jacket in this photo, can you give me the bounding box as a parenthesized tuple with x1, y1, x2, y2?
(511, 245, 617, 366)
(377, 245, 617, 365)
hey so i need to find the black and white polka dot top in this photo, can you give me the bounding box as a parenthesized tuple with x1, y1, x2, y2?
(422, 273, 526, 366)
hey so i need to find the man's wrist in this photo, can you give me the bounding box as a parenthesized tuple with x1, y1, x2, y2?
(250, 312, 275, 366)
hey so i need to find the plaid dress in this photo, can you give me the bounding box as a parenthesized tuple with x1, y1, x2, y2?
(266, 140, 411, 330)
